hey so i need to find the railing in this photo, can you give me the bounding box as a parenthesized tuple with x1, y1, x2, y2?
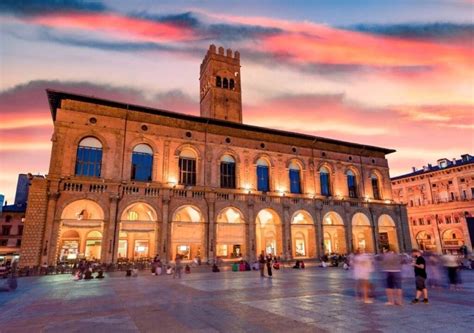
(59, 179, 397, 208)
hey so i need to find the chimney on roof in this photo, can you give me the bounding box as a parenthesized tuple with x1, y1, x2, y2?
(452, 158, 457, 165)
(412, 167, 416, 172)
(423, 165, 429, 171)
(461, 154, 472, 162)
(428, 163, 432, 169)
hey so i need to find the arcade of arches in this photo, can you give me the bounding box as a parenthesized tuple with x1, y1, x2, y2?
(55, 199, 404, 262)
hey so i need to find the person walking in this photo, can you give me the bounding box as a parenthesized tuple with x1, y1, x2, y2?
(411, 249, 428, 304)
(259, 251, 266, 277)
(443, 252, 461, 290)
(352, 251, 374, 304)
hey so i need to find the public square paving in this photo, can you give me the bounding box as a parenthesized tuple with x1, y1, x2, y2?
(1, 266, 473, 333)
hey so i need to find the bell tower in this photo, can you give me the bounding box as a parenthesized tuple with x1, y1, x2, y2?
(200, 44, 242, 123)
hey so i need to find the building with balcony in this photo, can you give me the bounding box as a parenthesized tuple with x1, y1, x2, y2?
(0, 174, 28, 265)
(391, 154, 474, 254)
(20, 45, 410, 267)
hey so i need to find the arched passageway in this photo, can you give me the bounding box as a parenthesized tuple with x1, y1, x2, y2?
(255, 209, 282, 256)
(291, 210, 316, 258)
(322, 211, 346, 254)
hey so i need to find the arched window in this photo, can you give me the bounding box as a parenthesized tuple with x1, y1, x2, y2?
(347, 170, 357, 198)
(179, 149, 196, 186)
(289, 162, 301, 194)
(256, 158, 270, 192)
(320, 166, 330, 196)
(216, 76, 222, 88)
(220, 155, 236, 189)
(75, 137, 102, 177)
(371, 173, 381, 200)
(131, 144, 153, 181)
(223, 78, 229, 89)
(229, 79, 235, 90)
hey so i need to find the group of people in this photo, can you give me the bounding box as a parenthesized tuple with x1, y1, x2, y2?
(350, 247, 469, 305)
(73, 260, 105, 280)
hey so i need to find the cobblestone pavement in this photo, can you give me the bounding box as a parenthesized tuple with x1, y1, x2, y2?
(1, 267, 473, 332)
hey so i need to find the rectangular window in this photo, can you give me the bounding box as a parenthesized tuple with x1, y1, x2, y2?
(179, 158, 196, 186)
(418, 218, 424, 225)
(462, 190, 467, 200)
(16, 239, 21, 247)
(290, 169, 301, 194)
(471, 188, 474, 198)
(131, 152, 153, 181)
(372, 178, 381, 200)
(450, 192, 455, 201)
(445, 216, 452, 224)
(2, 226, 11, 236)
(220, 162, 236, 189)
(18, 226, 23, 236)
(320, 173, 330, 196)
(257, 165, 269, 192)
(0, 240, 7, 246)
(75, 146, 102, 177)
(347, 175, 357, 198)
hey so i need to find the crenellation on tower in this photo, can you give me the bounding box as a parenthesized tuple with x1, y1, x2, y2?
(200, 44, 242, 123)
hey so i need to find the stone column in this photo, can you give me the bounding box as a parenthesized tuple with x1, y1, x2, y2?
(207, 193, 216, 261)
(315, 200, 323, 256)
(247, 199, 256, 261)
(344, 203, 353, 254)
(283, 200, 292, 260)
(370, 207, 380, 253)
(396, 205, 411, 252)
(105, 193, 120, 264)
(161, 190, 170, 262)
(41, 190, 60, 265)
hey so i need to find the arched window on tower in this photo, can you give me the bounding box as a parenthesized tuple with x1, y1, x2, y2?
(131, 144, 153, 181)
(75, 137, 102, 177)
(216, 76, 222, 88)
(289, 162, 301, 194)
(371, 173, 381, 200)
(179, 149, 197, 186)
(220, 155, 236, 189)
(256, 158, 270, 192)
(320, 166, 331, 197)
(347, 170, 357, 198)
(229, 79, 235, 90)
(223, 78, 229, 89)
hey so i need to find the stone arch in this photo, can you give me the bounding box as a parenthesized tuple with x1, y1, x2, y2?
(441, 228, 464, 251)
(291, 210, 316, 258)
(286, 158, 306, 170)
(73, 132, 109, 151)
(316, 161, 335, 174)
(253, 153, 275, 167)
(216, 207, 246, 259)
(322, 211, 346, 254)
(415, 230, 436, 251)
(378, 214, 399, 252)
(171, 205, 205, 261)
(57, 199, 106, 262)
(174, 143, 202, 160)
(55, 196, 109, 221)
(255, 208, 283, 257)
(351, 212, 374, 253)
(128, 137, 159, 155)
(216, 147, 241, 164)
(120, 202, 158, 222)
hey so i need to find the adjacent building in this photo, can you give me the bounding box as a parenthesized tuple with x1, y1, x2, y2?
(391, 155, 474, 254)
(0, 174, 28, 264)
(20, 45, 410, 267)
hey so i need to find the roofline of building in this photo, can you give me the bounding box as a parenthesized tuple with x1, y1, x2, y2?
(46, 89, 396, 155)
(391, 158, 474, 181)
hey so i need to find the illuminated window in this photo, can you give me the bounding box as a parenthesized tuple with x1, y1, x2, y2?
(179, 149, 196, 186)
(371, 173, 381, 200)
(320, 167, 330, 196)
(177, 245, 190, 259)
(347, 170, 357, 198)
(75, 137, 102, 177)
(220, 155, 236, 189)
(128, 211, 139, 221)
(216, 244, 228, 256)
(131, 144, 153, 181)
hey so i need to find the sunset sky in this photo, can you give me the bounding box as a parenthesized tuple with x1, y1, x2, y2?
(1, 0, 473, 203)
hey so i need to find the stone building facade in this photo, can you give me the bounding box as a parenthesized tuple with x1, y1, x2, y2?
(20, 45, 410, 267)
(0, 174, 28, 264)
(391, 155, 474, 254)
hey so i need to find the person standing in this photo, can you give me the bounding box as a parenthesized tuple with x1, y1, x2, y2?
(381, 249, 403, 306)
(259, 251, 266, 277)
(266, 254, 273, 278)
(174, 254, 182, 279)
(443, 252, 460, 290)
(411, 249, 428, 304)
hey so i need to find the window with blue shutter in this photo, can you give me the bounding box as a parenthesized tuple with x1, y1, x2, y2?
(75, 137, 102, 177)
(320, 168, 330, 196)
(257, 165, 269, 192)
(289, 169, 301, 194)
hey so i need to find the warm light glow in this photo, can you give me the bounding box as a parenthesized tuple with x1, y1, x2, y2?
(384, 200, 392, 204)
(168, 178, 177, 187)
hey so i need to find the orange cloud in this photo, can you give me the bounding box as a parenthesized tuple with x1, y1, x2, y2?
(30, 12, 199, 43)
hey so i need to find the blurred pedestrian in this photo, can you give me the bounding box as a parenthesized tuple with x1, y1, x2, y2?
(382, 249, 403, 305)
(442, 253, 461, 290)
(353, 251, 374, 304)
(259, 251, 266, 277)
(266, 254, 273, 278)
(173, 254, 182, 279)
(426, 253, 442, 289)
(411, 249, 428, 304)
